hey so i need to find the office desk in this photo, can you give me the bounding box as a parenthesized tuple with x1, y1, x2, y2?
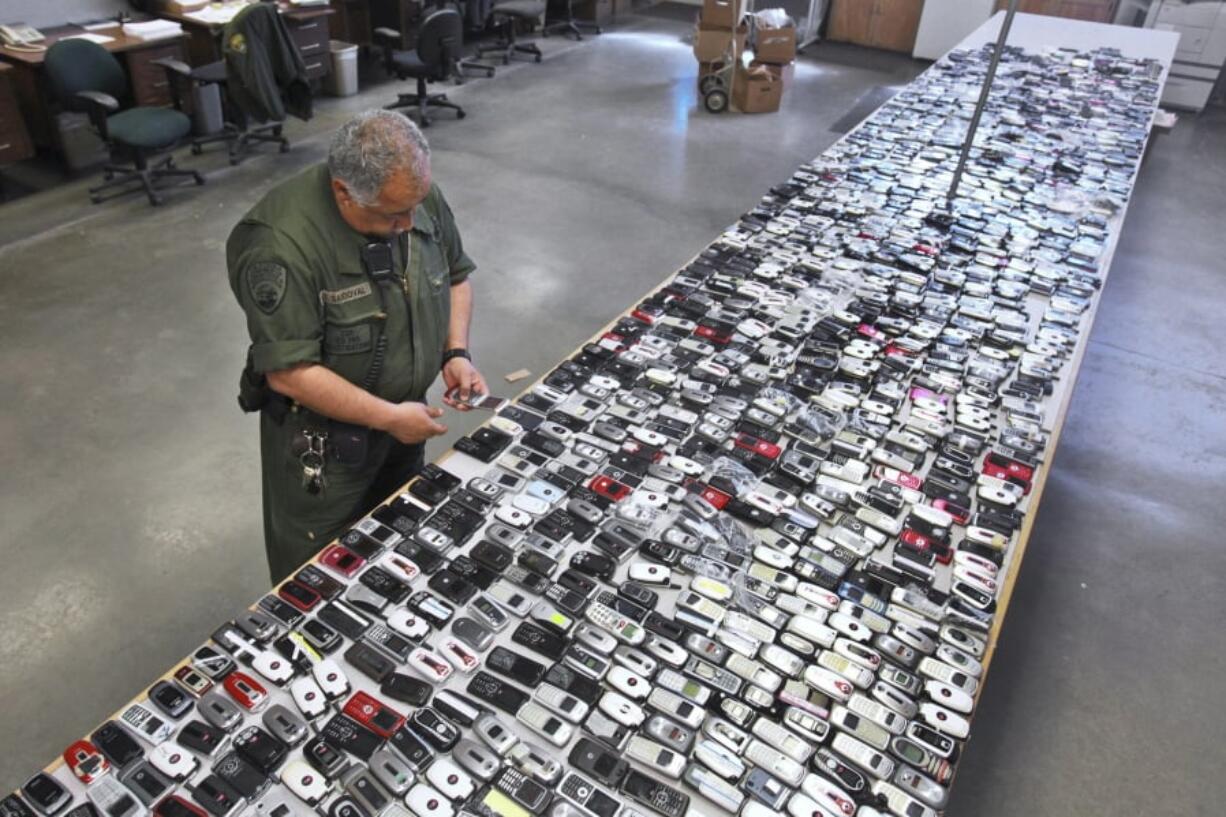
(0, 25, 187, 149)
(158, 4, 336, 80)
(0, 64, 34, 166)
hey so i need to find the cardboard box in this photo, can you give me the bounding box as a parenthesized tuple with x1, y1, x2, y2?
(700, 0, 743, 30)
(732, 63, 782, 113)
(754, 22, 796, 64)
(756, 59, 795, 87)
(693, 19, 748, 63)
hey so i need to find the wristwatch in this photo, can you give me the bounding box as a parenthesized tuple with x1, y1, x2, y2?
(442, 349, 471, 366)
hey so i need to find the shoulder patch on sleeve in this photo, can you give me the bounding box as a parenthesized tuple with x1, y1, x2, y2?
(246, 261, 288, 315)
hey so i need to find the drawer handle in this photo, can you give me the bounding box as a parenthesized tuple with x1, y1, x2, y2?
(306, 60, 325, 70)
(152, 80, 169, 88)
(299, 22, 318, 30)
(300, 42, 321, 52)
(0, 143, 11, 151)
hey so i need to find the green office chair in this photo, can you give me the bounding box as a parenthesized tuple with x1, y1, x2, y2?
(44, 39, 203, 206)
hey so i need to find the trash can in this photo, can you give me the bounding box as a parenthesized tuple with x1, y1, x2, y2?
(192, 81, 225, 136)
(327, 41, 359, 97)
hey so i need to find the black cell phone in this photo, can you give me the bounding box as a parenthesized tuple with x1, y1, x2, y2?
(643, 611, 685, 641)
(317, 601, 372, 641)
(409, 708, 461, 751)
(191, 775, 243, 817)
(294, 565, 345, 600)
(568, 738, 630, 788)
(380, 672, 433, 706)
(388, 725, 435, 772)
(512, 621, 568, 661)
(499, 405, 546, 430)
(91, 721, 143, 768)
(453, 435, 497, 462)
(409, 477, 449, 506)
(495, 767, 553, 813)
(395, 541, 446, 574)
(521, 430, 565, 458)
(344, 641, 395, 683)
(303, 735, 349, 780)
(419, 463, 461, 491)
(518, 548, 557, 577)
(319, 714, 382, 761)
(487, 646, 547, 686)
(428, 569, 478, 604)
(544, 663, 603, 705)
(258, 595, 305, 626)
(466, 671, 529, 715)
(234, 726, 288, 774)
(360, 565, 410, 603)
(178, 720, 226, 758)
(213, 752, 269, 801)
(555, 568, 597, 598)
(471, 540, 514, 573)
(546, 583, 590, 616)
(301, 618, 343, 654)
(364, 625, 412, 662)
(150, 680, 194, 719)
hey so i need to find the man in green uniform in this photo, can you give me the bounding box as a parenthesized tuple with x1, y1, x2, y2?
(228, 109, 487, 583)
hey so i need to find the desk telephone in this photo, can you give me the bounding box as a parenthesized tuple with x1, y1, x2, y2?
(0, 24, 45, 48)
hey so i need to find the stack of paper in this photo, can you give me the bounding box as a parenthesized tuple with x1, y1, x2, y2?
(122, 19, 184, 40)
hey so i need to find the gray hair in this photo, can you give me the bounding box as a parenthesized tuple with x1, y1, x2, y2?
(327, 110, 431, 206)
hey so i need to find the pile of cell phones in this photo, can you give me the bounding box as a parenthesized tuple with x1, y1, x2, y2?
(2, 42, 1163, 817)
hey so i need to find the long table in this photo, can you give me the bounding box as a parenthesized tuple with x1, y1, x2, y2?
(8, 11, 1178, 817)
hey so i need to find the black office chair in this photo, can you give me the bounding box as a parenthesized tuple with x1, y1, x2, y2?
(43, 39, 203, 206)
(545, 0, 601, 40)
(377, 9, 468, 126)
(477, 0, 547, 64)
(184, 5, 296, 164)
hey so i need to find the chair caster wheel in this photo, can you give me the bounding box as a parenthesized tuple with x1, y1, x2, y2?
(280, 143, 290, 153)
(704, 88, 729, 114)
(535, 54, 542, 62)
(191, 144, 202, 155)
(150, 196, 164, 206)
(457, 109, 467, 119)
(90, 195, 102, 204)
(594, 27, 602, 34)
(103, 171, 114, 181)
(194, 174, 205, 186)
(229, 157, 240, 166)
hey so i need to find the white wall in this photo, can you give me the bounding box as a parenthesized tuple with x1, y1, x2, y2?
(3, 0, 132, 30)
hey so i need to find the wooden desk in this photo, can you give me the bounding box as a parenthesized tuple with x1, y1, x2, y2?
(158, 4, 336, 80)
(0, 64, 34, 166)
(0, 25, 187, 149)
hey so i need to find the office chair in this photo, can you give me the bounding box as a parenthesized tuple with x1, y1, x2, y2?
(376, 8, 468, 126)
(477, 0, 547, 64)
(43, 39, 203, 206)
(185, 4, 302, 164)
(545, 0, 602, 40)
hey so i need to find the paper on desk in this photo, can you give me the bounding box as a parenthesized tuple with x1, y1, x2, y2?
(123, 20, 184, 39)
(185, 6, 242, 24)
(60, 33, 115, 44)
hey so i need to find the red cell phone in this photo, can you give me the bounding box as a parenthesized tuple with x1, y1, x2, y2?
(342, 690, 406, 739)
(589, 474, 632, 503)
(278, 580, 322, 612)
(734, 433, 781, 460)
(699, 484, 731, 510)
(223, 671, 268, 711)
(319, 544, 365, 578)
(982, 451, 1034, 491)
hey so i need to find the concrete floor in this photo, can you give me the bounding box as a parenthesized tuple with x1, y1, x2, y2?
(0, 6, 1223, 813)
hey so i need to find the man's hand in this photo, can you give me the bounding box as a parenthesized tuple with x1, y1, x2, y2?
(441, 357, 489, 410)
(380, 402, 448, 444)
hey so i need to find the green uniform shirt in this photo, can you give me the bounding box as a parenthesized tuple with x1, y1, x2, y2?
(227, 163, 475, 404)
